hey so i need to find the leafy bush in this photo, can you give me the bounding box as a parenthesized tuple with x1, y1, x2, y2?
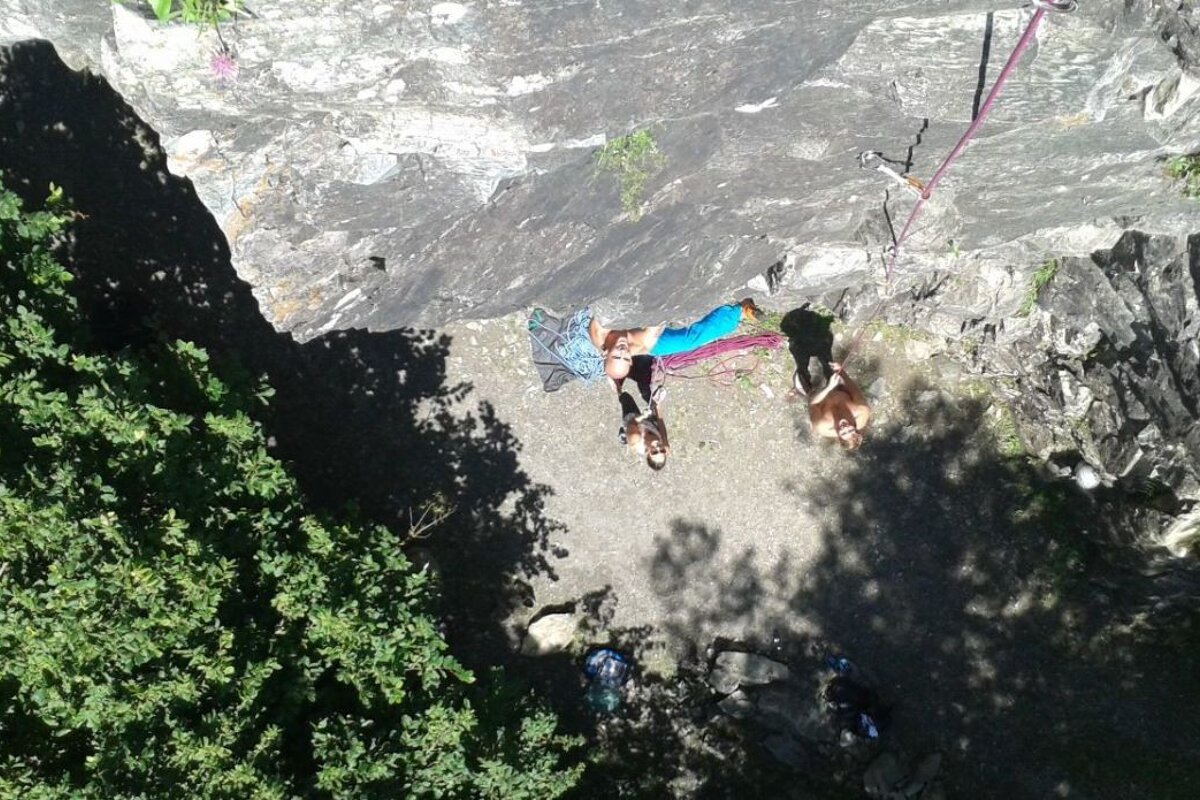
(1165, 153, 1200, 199)
(595, 129, 666, 220)
(0, 184, 582, 798)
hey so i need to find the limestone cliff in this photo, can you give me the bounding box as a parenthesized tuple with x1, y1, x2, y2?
(2, 1, 1197, 335)
(1, 0, 1199, 523)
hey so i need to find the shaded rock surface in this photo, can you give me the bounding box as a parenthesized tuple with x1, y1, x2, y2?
(2, 1, 1199, 339)
(874, 226, 1200, 520)
(708, 650, 791, 693)
(1019, 231, 1200, 502)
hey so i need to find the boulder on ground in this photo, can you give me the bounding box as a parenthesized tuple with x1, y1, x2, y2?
(707, 650, 790, 694)
(762, 733, 811, 771)
(864, 751, 905, 798)
(520, 611, 578, 656)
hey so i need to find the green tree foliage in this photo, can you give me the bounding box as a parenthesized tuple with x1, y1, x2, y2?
(0, 184, 583, 798)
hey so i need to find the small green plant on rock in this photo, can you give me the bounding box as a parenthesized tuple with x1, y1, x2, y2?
(594, 129, 665, 220)
(125, 0, 242, 26)
(1017, 257, 1059, 317)
(755, 309, 784, 333)
(988, 402, 1024, 458)
(1165, 153, 1200, 198)
(864, 319, 929, 344)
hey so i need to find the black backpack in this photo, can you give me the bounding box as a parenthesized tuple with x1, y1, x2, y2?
(824, 676, 892, 739)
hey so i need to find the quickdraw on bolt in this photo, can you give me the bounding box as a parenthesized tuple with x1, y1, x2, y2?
(1028, 0, 1077, 12)
(859, 151, 926, 197)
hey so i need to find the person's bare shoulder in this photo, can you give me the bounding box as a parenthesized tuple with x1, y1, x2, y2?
(854, 402, 872, 429)
(639, 325, 666, 353)
(588, 316, 608, 348)
(626, 325, 663, 354)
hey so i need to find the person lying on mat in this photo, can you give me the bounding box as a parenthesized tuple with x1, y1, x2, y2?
(588, 298, 758, 390)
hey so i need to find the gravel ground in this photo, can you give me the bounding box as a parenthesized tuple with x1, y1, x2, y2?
(443, 310, 920, 656)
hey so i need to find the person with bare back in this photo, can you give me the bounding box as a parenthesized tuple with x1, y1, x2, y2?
(795, 358, 870, 450)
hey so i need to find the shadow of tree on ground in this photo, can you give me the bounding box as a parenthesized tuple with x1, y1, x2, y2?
(648, 381, 1200, 798)
(0, 39, 561, 661)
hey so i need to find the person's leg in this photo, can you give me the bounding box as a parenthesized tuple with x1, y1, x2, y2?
(617, 392, 640, 444)
(629, 355, 655, 402)
(649, 303, 742, 357)
(807, 355, 828, 393)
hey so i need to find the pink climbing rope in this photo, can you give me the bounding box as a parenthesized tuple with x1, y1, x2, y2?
(841, 2, 1069, 366)
(654, 331, 787, 384)
(886, 5, 1054, 282)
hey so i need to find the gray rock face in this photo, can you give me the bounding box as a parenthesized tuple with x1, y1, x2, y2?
(761, 732, 810, 772)
(1164, 507, 1200, 556)
(1002, 231, 1198, 503)
(2, 1, 1198, 546)
(3, 1, 1199, 339)
(707, 650, 791, 694)
(874, 223, 1200, 540)
(864, 752, 906, 798)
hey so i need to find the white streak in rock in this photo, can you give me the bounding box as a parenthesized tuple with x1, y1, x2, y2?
(527, 134, 605, 153)
(506, 73, 553, 96)
(415, 47, 470, 65)
(334, 288, 365, 311)
(735, 97, 779, 114)
(430, 3, 469, 26)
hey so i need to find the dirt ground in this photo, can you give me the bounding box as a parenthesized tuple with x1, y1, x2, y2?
(440, 307, 1200, 800)
(444, 308, 955, 653)
(445, 309, 856, 646)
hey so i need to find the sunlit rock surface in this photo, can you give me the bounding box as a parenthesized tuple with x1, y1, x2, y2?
(2, 0, 1198, 338)
(2, 0, 1199, 519)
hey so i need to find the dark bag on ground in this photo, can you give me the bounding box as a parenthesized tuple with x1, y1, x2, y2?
(824, 675, 891, 739)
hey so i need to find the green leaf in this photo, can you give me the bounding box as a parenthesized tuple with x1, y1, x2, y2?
(149, 0, 172, 22)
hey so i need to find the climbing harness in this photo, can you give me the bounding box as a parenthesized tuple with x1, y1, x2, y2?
(843, 0, 1075, 365)
(527, 307, 606, 382)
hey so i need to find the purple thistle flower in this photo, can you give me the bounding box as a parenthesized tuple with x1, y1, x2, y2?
(210, 49, 239, 84)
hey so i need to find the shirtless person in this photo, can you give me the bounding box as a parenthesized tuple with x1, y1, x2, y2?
(799, 359, 870, 450)
(589, 298, 757, 390)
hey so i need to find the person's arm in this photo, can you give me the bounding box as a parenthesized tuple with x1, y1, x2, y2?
(839, 372, 868, 409)
(833, 368, 871, 429)
(628, 325, 666, 355)
(853, 402, 872, 430)
(624, 416, 644, 454)
(808, 371, 844, 405)
(650, 403, 669, 453)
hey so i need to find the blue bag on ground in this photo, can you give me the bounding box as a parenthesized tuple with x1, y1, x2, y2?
(583, 648, 632, 713)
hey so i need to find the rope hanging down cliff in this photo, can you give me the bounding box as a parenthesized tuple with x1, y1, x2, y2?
(842, 0, 1077, 364)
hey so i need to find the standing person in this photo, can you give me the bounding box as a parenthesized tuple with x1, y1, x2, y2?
(798, 358, 870, 450)
(618, 388, 670, 471)
(589, 298, 758, 390)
